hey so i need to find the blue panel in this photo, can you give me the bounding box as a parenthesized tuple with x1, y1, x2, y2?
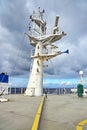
(0, 73, 9, 83)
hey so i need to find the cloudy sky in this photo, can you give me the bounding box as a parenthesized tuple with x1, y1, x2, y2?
(0, 0, 87, 87)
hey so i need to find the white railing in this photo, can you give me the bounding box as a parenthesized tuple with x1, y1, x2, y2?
(7, 87, 72, 95)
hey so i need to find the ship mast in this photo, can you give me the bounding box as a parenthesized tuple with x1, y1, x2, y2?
(25, 8, 69, 96)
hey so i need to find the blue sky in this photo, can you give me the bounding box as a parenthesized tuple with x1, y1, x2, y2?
(9, 76, 87, 88)
(0, 0, 87, 88)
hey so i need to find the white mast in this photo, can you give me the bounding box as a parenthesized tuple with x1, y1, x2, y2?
(79, 70, 84, 84)
(25, 8, 68, 96)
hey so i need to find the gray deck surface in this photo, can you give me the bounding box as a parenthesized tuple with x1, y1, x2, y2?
(39, 94, 87, 130)
(1, 94, 87, 130)
(0, 94, 41, 130)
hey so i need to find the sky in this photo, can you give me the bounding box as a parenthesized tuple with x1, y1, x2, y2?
(0, 0, 87, 88)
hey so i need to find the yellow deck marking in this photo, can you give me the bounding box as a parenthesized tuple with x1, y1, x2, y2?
(31, 96, 45, 130)
(76, 125, 82, 130)
(76, 119, 87, 130)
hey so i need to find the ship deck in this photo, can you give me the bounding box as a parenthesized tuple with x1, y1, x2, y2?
(0, 94, 87, 130)
(39, 94, 87, 130)
(0, 94, 41, 130)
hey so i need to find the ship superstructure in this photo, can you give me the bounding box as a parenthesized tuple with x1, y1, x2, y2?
(0, 72, 9, 102)
(25, 8, 68, 96)
(0, 72, 9, 95)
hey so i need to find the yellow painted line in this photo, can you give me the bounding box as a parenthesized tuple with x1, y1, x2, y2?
(76, 125, 82, 130)
(31, 96, 45, 130)
(76, 119, 87, 130)
(78, 120, 87, 126)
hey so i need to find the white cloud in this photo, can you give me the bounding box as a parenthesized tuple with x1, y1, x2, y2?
(0, 0, 87, 82)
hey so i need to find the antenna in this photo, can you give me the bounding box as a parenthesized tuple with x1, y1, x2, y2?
(53, 16, 59, 34)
